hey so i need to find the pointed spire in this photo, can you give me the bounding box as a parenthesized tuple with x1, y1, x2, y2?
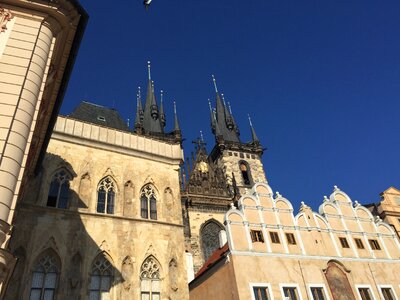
(160, 90, 166, 127)
(208, 99, 216, 132)
(212, 74, 218, 93)
(248, 114, 259, 143)
(173, 101, 181, 132)
(143, 61, 162, 134)
(200, 130, 204, 143)
(210, 75, 240, 143)
(135, 87, 143, 132)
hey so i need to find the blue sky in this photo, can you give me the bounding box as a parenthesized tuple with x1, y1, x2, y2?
(62, 0, 400, 211)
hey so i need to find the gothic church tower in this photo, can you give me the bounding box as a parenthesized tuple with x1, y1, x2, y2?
(208, 76, 267, 195)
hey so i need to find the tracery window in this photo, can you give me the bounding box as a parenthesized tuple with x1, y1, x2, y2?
(201, 220, 223, 261)
(239, 161, 252, 186)
(89, 254, 113, 300)
(47, 170, 71, 208)
(140, 256, 161, 300)
(29, 252, 60, 300)
(97, 177, 116, 214)
(140, 184, 157, 220)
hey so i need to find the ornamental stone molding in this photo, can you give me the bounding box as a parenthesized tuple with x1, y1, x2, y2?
(0, 7, 13, 33)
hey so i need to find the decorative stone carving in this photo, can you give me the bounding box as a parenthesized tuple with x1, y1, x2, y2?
(140, 256, 160, 279)
(164, 187, 173, 211)
(121, 256, 134, 290)
(69, 252, 82, 290)
(169, 258, 178, 292)
(0, 8, 13, 33)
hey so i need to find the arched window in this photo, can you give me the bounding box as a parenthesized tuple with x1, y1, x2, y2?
(97, 177, 116, 214)
(29, 251, 60, 300)
(47, 170, 71, 208)
(140, 256, 161, 300)
(140, 184, 157, 220)
(89, 253, 113, 300)
(239, 161, 252, 186)
(201, 220, 224, 261)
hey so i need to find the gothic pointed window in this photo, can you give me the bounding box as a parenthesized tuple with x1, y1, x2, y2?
(89, 253, 113, 300)
(140, 256, 161, 300)
(239, 161, 252, 186)
(201, 220, 224, 261)
(29, 251, 60, 300)
(47, 170, 71, 208)
(97, 177, 116, 214)
(140, 184, 157, 220)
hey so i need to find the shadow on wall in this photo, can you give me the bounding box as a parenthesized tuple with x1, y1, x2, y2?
(4, 153, 125, 299)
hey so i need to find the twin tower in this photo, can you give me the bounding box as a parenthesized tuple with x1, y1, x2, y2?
(133, 61, 267, 194)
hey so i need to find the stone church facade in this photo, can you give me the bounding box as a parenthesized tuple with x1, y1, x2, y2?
(4, 58, 268, 298)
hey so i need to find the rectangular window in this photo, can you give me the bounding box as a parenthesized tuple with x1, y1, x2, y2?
(250, 230, 264, 243)
(354, 238, 364, 249)
(381, 288, 395, 300)
(283, 287, 299, 300)
(339, 237, 350, 248)
(358, 288, 373, 300)
(253, 286, 270, 300)
(286, 233, 296, 245)
(369, 239, 381, 250)
(270, 232, 280, 244)
(310, 287, 326, 300)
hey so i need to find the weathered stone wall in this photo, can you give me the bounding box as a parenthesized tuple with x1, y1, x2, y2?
(216, 149, 266, 194)
(185, 209, 225, 274)
(6, 117, 189, 299)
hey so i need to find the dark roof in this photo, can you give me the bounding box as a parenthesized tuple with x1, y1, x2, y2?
(69, 101, 129, 131)
(193, 243, 229, 280)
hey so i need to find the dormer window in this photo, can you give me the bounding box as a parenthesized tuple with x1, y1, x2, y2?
(97, 116, 106, 121)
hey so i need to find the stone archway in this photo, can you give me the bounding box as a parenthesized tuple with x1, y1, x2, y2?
(324, 261, 356, 300)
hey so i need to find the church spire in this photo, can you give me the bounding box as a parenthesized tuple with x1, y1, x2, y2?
(160, 90, 166, 128)
(135, 86, 143, 133)
(173, 101, 182, 143)
(210, 75, 240, 143)
(142, 61, 163, 134)
(248, 114, 259, 144)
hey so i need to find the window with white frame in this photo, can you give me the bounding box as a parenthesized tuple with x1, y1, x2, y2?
(282, 286, 300, 300)
(47, 170, 71, 209)
(252, 286, 271, 300)
(29, 252, 60, 300)
(140, 256, 161, 300)
(381, 287, 396, 300)
(309, 286, 326, 300)
(358, 287, 373, 300)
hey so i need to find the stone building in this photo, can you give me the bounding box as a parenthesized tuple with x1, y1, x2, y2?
(365, 187, 400, 238)
(181, 77, 268, 275)
(5, 66, 191, 299)
(189, 182, 400, 300)
(0, 0, 87, 297)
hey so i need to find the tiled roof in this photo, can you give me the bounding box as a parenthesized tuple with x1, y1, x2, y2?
(69, 101, 130, 131)
(194, 243, 229, 279)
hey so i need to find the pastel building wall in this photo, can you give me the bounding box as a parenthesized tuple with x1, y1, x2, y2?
(190, 182, 400, 300)
(0, 1, 87, 297)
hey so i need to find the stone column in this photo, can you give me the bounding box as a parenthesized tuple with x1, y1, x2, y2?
(0, 19, 54, 290)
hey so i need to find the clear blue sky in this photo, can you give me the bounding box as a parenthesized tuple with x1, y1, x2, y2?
(62, 0, 400, 211)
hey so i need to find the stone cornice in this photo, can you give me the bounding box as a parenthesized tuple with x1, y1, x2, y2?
(52, 116, 183, 165)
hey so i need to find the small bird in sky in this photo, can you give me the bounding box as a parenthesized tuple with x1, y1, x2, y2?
(143, 0, 152, 10)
